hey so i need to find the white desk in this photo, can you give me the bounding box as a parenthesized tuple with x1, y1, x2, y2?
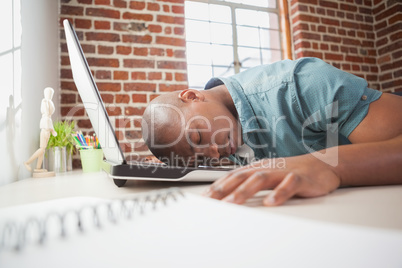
(1, 170, 401, 231)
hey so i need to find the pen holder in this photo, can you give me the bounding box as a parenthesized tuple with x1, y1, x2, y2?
(79, 149, 104, 173)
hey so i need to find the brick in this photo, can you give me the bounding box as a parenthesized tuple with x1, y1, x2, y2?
(62, 107, 85, 117)
(172, 5, 185, 14)
(156, 36, 186, 46)
(300, 51, 322, 59)
(130, 1, 146, 10)
(345, 55, 363, 63)
(114, 71, 129, 80)
(86, 8, 120, 19)
(87, 58, 119, 67)
(157, 61, 187, 70)
(323, 35, 341, 43)
(378, 40, 402, 55)
(61, 5, 84, 16)
(150, 48, 165, 56)
(343, 37, 361, 46)
(95, 0, 110, 5)
(98, 45, 114, 54)
(123, 12, 153, 21)
(131, 72, 147, 80)
(174, 50, 186, 58)
(148, 72, 162, 80)
(134, 47, 149, 56)
(60, 69, 73, 79)
(325, 53, 343, 61)
(124, 83, 156, 92)
(159, 83, 188, 92)
(175, 72, 187, 81)
(60, 93, 76, 104)
(150, 94, 160, 101)
(75, 19, 91, 29)
(97, 82, 121, 92)
(116, 45, 132, 55)
(61, 81, 77, 91)
(147, 2, 160, 11)
(77, 119, 92, 129)
(148, 24, 163, 33)
(377, 23, 402, 38)
(133, 141, 148, 152)
(96, 70, 112, 79)
(81, 44, 96, 54)
(86, 32, 120, 42)
(124, 107, 146, 116)
(163, 4, 170, 12)
(157, 0, 184, 3)
(319, 0, 338, 9)
(95, 20, 111, 30)
(126, 130, 142, 140)
(115, 94, 130, 103)
(389, 13, 402, 24)
(116, 118, 131, 128)
(101, 94, 114, 103)
(114, 0, 127, 8)
(157, 15, 185, 24)
(124, 59, 154, 68)
(165, 26, 172, 34)
(106, 106, 122, 116)
(320, 43, 329, 50)
(341, 3, 357, 12)
(321, 18, 340, 26)
(122, 34, 152, 43)
(132, 93, 147, 102)
(165, 72, 173, 81)
(78, 0, 92, 4)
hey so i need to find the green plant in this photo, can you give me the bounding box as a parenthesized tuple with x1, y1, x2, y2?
(47, 120, 76, 155)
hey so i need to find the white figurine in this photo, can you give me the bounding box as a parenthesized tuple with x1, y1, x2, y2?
(24, 87, 57, 177)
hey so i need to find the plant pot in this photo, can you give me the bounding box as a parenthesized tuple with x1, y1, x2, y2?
(44, 146, 72, 173)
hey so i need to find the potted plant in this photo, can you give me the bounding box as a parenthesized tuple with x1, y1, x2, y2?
(45, 120, 76, 172)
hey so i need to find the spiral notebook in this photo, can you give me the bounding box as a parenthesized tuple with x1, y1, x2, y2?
(1, 189, 402, 268)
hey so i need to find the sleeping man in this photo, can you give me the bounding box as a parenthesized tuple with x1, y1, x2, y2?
(141, 57, 402, 206)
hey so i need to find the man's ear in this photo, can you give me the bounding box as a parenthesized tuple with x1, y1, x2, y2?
(178, 89, 205, 103)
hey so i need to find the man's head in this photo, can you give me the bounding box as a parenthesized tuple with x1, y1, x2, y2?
(141, 87, 241, 166)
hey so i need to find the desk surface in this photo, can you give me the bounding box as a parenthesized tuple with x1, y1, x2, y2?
(0, 171, 401, 231)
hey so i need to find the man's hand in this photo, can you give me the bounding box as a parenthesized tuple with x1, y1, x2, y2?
(203, 153, 341, 206)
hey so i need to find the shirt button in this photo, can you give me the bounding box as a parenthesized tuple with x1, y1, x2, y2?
(361, 95, 367, 101)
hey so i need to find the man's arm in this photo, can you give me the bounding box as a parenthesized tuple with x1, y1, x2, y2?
(204, 93, 402, 206)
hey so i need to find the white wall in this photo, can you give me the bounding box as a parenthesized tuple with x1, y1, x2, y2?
(0, 0, 59, 185)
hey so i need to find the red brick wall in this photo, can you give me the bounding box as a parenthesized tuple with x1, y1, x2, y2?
(59, 0, 187, 164)
(290, 0, 402, 92)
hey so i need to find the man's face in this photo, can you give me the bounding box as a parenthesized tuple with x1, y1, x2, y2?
(159, 100, 241, 166)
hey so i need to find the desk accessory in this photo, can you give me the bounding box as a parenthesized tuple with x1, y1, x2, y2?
(24, 87, 57, 178)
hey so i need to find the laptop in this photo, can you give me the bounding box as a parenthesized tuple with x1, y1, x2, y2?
(63, 20, 232, 187)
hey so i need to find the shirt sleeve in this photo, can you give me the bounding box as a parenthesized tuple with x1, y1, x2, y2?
(292, 57, 382, 138)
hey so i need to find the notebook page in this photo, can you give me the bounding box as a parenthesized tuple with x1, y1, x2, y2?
(1, 193, 401, 268)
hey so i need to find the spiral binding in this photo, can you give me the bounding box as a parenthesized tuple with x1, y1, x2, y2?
(0, 187, 184, 252)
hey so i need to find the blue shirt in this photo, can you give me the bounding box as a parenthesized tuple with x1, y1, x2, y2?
(205, 57, 382, 160)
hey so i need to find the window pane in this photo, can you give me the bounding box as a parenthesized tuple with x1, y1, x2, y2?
(185, 20, 210, 43)
(186, 42, 212, 65)
(0, 0, 13, 52)
(211, 44, 233, 66)
(238, 47, 262, 67)
(209, 4, 231, 24)
(237, 26, 259, 47)
(185, 1, 209, 21)
(213, 66, 235, 77)
(187, 65, 213, 89)
(223, 0, 271, 8)
(268, 12, 279, 29)
(236, 9, 260, 27)
(210, 23, 233, 45)
(261, 49, 282, 64)
(260, 29, 280, 49)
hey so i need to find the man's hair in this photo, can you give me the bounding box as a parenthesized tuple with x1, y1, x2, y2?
(141, 91, 185, 160)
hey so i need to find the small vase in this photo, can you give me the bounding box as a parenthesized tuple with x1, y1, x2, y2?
(44, 146, 68, 173)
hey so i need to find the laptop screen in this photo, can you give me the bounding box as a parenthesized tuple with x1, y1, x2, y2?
(64, 19, 125, 164)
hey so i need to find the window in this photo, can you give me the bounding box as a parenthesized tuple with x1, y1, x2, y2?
(185, 0, 283, 89)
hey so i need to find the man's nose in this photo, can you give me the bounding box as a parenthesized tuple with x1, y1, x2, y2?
(206, 143, 220, 159)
